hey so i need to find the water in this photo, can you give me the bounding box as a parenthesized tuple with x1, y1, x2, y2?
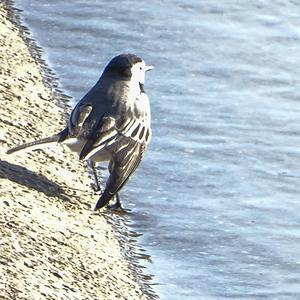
(13, 1, 300, 299)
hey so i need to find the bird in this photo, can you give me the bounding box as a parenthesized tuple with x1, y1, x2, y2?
(7, 53, 153, 210)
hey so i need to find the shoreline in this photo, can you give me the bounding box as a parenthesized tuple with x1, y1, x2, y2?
(0, 1, 156, 299)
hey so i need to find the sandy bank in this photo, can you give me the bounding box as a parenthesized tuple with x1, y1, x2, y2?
(0, 2, 154, 299)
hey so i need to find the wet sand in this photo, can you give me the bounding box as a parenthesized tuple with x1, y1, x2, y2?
(0, 2, 154, 299)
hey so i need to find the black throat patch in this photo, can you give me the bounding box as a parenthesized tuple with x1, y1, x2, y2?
(139, 82, 146, 93)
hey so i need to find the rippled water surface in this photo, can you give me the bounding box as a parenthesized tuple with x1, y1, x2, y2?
(14, 1, 300, 299)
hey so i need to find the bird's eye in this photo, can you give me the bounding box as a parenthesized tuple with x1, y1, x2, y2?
(139, 66, 142, 70)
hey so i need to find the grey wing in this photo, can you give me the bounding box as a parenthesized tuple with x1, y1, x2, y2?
(93, 114, 151, 209)
(80, 92, 151, 208)
(104, 90, 152, 193)
(79, 91, 151, 160)
(94, 135, 147, 209)
(106, 132, 148, 191)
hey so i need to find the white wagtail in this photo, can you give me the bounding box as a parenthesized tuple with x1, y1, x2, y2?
(7, 53, 153, 210)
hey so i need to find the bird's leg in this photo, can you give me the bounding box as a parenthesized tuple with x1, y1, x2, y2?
(88, 160, 102, 193)
(107, 193, 123, 211)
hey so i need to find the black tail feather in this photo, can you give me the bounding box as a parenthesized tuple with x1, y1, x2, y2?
(7, 128, 69, 155)
(7, 134, 60, 154)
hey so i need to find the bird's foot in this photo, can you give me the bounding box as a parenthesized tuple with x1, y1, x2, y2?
(93, 193, 128, 213)
(91, 183, 102, 195)
(107, 194, 128, 213)
(107, 201, 125, 212)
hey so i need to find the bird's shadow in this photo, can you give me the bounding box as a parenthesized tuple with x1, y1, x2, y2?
(0, 160, 70, 202)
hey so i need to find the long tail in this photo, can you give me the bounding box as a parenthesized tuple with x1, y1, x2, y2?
(7, 128, 69, 155)
(6, 134, 61, 154)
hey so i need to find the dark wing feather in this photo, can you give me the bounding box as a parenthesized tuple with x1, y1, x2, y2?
(79, 90, 151, 160)
(94, 137, 146, 209)
(108, 137, 146, 192)
(79, 116, 118, 160)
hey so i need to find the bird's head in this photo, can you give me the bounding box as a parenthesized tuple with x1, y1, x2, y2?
(103, 54, 153, 85)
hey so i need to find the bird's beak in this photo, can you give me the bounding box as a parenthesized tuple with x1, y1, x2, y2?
(145, 65, 154, 72)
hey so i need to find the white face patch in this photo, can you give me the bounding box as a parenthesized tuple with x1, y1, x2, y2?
(130, 61, 147, 84)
